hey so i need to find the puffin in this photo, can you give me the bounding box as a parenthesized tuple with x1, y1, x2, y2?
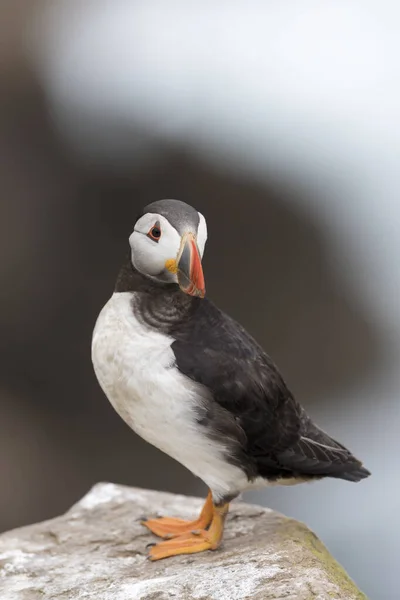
(91, 198, 370, 561)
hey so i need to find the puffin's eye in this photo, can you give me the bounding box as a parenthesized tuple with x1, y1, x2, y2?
(147, 224, 162, 242)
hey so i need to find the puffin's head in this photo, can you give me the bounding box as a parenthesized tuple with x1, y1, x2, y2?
(129, 199, 207, 298)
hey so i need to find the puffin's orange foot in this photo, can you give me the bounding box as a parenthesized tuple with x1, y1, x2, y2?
(147, 530, 216, 561)
(147, 500, 229, 561)
(141, 490, 213, 539)
(142, 516, 208, 539)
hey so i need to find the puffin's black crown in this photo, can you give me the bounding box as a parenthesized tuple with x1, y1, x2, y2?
(143, 199, 200, 235)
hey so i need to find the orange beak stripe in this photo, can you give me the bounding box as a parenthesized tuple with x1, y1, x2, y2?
(187, 238, 205, 297)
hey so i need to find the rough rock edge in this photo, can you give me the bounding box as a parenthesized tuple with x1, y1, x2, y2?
(0, 482, 367, 600)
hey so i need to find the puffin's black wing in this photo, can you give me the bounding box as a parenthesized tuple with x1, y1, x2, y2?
(171, 299, 370, 483)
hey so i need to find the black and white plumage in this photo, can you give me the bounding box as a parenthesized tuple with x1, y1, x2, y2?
(92, 199, 370, 560)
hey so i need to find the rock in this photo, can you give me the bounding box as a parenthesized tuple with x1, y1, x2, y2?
(0, 483, 366, 600)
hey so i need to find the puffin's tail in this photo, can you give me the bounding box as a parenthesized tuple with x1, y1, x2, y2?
(276, 420, 371, 482)
(326, 463, 371, 482)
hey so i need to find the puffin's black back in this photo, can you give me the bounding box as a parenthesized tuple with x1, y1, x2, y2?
(169, 297, 370, 484)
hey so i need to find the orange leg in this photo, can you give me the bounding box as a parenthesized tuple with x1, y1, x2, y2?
(148, 501, 229, 561)
(142, 490, 213, 539)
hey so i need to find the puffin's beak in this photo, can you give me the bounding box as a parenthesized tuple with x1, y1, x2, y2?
(177, 233, 205, 298)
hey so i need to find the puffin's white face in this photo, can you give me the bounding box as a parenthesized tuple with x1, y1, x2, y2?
(129, 207, 207, 297)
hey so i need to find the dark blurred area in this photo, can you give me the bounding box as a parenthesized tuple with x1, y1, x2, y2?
(0, 3, 398, 599)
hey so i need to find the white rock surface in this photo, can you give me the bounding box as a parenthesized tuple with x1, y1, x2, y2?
(0, 483, 366, 600)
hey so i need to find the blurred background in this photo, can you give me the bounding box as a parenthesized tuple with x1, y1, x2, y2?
(0, 1, 398, 597)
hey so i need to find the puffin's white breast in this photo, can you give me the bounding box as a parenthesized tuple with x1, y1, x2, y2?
(91, 292, 249, 499)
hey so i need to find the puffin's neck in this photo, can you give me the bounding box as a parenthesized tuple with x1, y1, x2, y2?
(114, 257, 148, 293)
(114, 257, 199, 334)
